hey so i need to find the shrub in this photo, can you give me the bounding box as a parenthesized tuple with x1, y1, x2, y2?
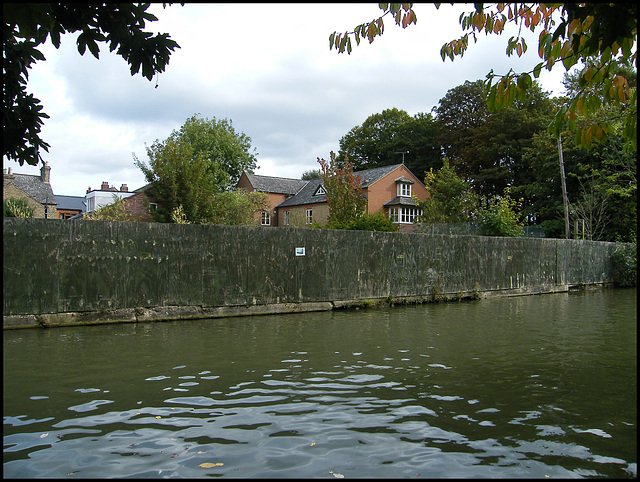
(3, 197, 35, 218)
(611, 240, 637, 287)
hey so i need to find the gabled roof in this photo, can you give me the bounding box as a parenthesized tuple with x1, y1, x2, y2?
(4, 173, 55, 205)
(354, 164, 403, 188)
(243, 172, 308, 195)
(55, 195, 86, 212)
(276, 178, 326, 207)
(276, 164, 406, 208)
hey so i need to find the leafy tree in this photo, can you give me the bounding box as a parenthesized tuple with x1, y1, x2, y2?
(337, 108, 440, 175)
(134, 114, 259, 223)
(169, 114, 258, 191)
(330, 3, 637, 151)
(301, 169, 322, 180)
(3, 3, 180, 167)
(84, 196, 139, 222)
(318, 152, 367, 229)
(209, 189, 270, 226)
(435, 79, 555, 198)
(417, 158, 479, 224)
(134, 139, 218, 224)
(477, 189, 525, 237)
(3, 197, 34, 218)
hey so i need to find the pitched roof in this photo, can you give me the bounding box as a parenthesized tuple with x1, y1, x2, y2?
(55, 195, 86, 212)
(354, 164, 402, 188)
(4, 173, 55, 205)
(276, 178, 326, 207)
(244, 172, 308, 195)
(276, 164, 405, 208)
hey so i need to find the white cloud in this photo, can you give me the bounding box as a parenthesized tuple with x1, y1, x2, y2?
(4, 3, 568, 197)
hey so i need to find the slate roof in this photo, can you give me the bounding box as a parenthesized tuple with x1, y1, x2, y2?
(55, 195, 86, 212)
(244, 172, 308, 195)
(276, 164, 405, 208)
(4, 173, 55, 205)
(276, 178, 327, 207)
(354, 164, 403, 188)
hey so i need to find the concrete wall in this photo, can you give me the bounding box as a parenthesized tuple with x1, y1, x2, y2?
(3, 218, 616, 328)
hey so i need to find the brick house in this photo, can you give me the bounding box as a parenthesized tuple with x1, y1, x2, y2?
(3, 163, 57, 218)
(236, 172, 308, 226)
(245, 164, 428, 232)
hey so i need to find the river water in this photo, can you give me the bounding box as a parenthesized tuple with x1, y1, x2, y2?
(3, 288, 636, 478)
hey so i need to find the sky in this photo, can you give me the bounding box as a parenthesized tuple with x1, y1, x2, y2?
(5, 3, 569, 198)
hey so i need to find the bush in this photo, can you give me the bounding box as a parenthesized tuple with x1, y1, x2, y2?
(3, 197, 35, 218)
(611, 240, 637, 287)
(478, 191, 524, 237)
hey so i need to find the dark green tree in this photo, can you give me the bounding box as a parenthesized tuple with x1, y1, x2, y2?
(337, 108, 440, 176)
(435, 79, 554, 199)
(3, 3, 180, 167)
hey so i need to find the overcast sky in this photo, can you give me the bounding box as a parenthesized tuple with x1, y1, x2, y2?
(5, 3, 568, 197)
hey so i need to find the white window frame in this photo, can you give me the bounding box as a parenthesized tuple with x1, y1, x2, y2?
(388, 207, 422, 224)
(306, 208, 313, 224)
(261, 210, 271, 226)
(397, 183, 412, 197)
(283, 210, 290, 226)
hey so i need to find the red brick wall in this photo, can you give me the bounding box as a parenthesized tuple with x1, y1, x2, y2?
(364, 165, 428, 215)
(123, 191, 153, 222)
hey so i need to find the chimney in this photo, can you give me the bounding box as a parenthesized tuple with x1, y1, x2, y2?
(101, 181, 109, 191)
(41, 162, 51, 183)
(87, 186, 92, 194)
(120, 184, 128, 192)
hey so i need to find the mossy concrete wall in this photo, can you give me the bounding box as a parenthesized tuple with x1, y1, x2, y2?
(3, 218, 616, 329)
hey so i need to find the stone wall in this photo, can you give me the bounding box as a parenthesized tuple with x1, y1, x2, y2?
(3, 218, 616, 328)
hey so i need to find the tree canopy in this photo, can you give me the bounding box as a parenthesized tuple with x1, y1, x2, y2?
(133, 114, 259, 224)
(337, 108, 441, 176)
(330, 3, 637, 151)
(3, 3, 180, 167)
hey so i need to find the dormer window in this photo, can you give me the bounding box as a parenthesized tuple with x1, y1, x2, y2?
(395, 176, 414, 197)
(398, 183, 411, 197)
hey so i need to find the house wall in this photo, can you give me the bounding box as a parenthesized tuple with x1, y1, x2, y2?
(364, 165, 428, 214)
(278, 204, 330, 227)
(121, 191, 153, 222)
(236, 173, 287, 226)
(3, 218, 618, 329)
(3, 182, 57, 219)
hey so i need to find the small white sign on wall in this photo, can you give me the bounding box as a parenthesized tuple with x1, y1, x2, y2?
(295, 247, 305, 256)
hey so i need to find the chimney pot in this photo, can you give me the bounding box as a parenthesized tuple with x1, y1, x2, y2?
(101, 181, 109, 190)
(87, 186, 92, 194)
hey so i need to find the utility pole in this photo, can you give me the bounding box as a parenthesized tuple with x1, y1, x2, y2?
(558, 136, 570, 239)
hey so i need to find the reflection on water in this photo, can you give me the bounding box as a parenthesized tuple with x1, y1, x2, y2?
(3, 289, 637, 478)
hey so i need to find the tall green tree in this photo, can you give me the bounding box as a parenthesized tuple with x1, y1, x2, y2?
(170, 114, 258, 191)
(417, 158, 479, 224)
(330, 3, 637, 151)
(3, 3, 180, 167)
(337, 108, 440, 176)
(134, 139, 218, 224)
(435, 79, 555, 200)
